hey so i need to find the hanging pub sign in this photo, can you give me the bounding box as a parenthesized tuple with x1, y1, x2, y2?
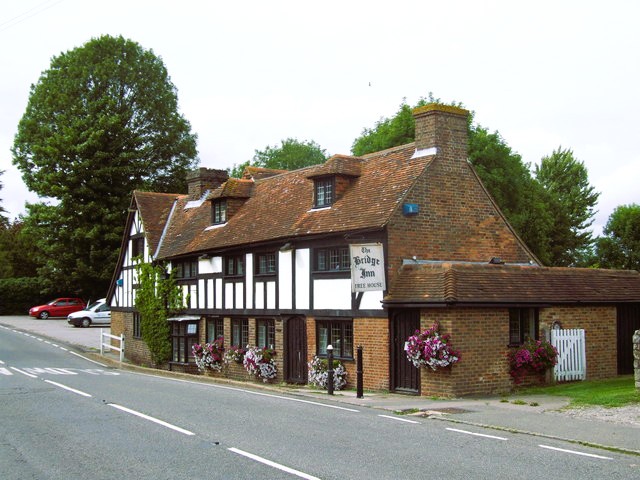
(350, 243, 386, 292)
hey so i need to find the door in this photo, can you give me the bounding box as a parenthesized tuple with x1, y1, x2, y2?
(94, 304, 111, 325)
(390, 309, 420, 393)
(617, 303, 640, 374)
(285, 316, 307, 383)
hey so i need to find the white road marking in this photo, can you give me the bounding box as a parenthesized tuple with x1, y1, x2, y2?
(10, 367, 38, 378)
(446, 427, 508, 441)
(0, 359, 4, 364)
(378, 414, 419, 424)
(108, 403, 195, 436)
(229, 447, 321, 480)
(538, 444, 613, 460)
(44, 379, 92, 397)
(69, 350, 108, 367)
(138, 373, 360, 412)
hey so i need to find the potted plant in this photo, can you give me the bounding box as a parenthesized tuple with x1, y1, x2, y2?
(243, 346, 278, 382)
(508, 339, 558, 384)
(192, 337, 225, 372)
(308, 355, 348, 390)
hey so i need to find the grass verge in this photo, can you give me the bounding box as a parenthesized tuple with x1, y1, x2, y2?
(518, 375, 639, 408)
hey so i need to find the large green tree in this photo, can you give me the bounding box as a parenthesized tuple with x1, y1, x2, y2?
(12, 35, 198, 298)
(534, 148, 599, 266)
(229, 138, 328, 178)
(595, 204, 640, 270)
(351, 98, 556, 264)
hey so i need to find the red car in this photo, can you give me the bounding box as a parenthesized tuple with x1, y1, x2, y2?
(29, 298, 86, 319)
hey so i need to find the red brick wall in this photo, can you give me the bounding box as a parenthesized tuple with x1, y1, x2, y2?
(418, 308, 513, 397)
(354, 317, 389, 391)
(112, 310, 155, 367)
(539, 306, 617, 380)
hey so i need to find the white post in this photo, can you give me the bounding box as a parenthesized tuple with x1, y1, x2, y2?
(100, 328, 105, 355)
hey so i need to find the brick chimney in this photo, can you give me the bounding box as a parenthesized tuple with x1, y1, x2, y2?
(412, 104, 469, 160)
(186, 168, 229, 199)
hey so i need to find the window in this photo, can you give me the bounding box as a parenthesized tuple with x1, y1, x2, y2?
(317, 320, 353, 359)
(314, 177, 335, 208)
(226, 255, 245, 276)
(315, 246, 350, 272)
(133, 311, 142, 338)
(174, 258, 198, 279)
(131, 235, 145, 258)
(256, 319, 275, 348)
(212, 200, 227, 224)
(255, 253, 276, 275)
(207, 317, 224, 343)
(231, 318, 248, 347)
(171, 321, 199, 363)
(509, 308, 538, 345)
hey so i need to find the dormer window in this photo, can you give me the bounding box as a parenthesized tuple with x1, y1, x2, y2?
(212, 199, 227, 224)
(314, 177, 335, 208)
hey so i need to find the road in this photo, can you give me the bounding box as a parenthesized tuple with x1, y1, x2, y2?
(1, 323, 637, 479)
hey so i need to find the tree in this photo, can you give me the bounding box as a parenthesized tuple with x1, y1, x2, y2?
(229, 138, 328, 178)
(11, 35, 198, 298)
(595, 204, 640, 270)
(350, 97, 555, 264)
(0, 219, 40, 279)
(534, 148, 599, 266)
(0, 169, 6, 226)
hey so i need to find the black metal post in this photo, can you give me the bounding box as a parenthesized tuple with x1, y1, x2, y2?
(327, 345, 334, 395)
(356, 345, 363, 398)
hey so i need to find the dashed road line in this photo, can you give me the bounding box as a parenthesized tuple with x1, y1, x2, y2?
(538, 444, 613, 460)
(446, 427, 508, 441)
(229, 447, 321, 480)
(108, 403, 195, 436)
(378, 414, 419, 424)
(44, 379, 92, 397)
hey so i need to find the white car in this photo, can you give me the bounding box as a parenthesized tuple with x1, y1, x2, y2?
(67, 298, 111, 328)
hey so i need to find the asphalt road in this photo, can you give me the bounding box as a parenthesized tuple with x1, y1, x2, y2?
(1, 323, 637, 479)
(0, 315, 106, 350)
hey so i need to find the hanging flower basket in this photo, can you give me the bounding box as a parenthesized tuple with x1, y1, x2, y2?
(243, 346, 278, 382)
(508, 339, 558, 384)
(224, 345, 246, 364)
(192, 338, 225, 372)
(404, 322, 460, 370)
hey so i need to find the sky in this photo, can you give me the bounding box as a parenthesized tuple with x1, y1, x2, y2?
(1, 0, 639, 236)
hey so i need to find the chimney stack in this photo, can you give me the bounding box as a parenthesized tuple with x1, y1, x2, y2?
(186, 168, 229, 199)
(412, 104, 469, 160)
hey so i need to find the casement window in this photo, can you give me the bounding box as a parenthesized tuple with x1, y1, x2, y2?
(509, 308, 539, 345)
(131, 235, 145, 258)
(206, 317, 224, 344)
(133, 311, 142, 338)
(174, 258, 198, 279)
(231, 318, 249, 347)
(256, 319, 275, 348)
(317, 319, 353, 359)
(314, 246, 350, 272)
(314, 177, 335, 208)
(255, 252, 276, 276)
(225, 255, 245, 276)
(171, 321, 199, 363)
(212, 199, 227, 224)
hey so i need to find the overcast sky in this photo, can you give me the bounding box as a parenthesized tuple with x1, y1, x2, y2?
(1, 0, 638, 236)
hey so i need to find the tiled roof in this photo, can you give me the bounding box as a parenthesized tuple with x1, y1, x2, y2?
(133, 191, 178, 256)
(206, 178, 254, 200)
(157, 143, 430, 258)
(384, 263, 640, 305)
(305, 154, 362, 178)
(242, 166, 288, 180)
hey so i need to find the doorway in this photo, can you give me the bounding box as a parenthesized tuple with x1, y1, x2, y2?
(285, 316, 307, 383)
(390, 309, 420, 393)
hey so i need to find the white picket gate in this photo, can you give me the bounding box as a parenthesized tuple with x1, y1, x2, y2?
(550, 328, 586, 382)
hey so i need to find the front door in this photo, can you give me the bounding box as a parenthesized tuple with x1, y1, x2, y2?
(285, 316, 307, 383)
(390, 309, 420, 393)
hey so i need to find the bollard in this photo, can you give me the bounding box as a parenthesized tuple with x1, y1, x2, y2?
(327, 344, 334, 395)
(356, 345, 363, 398)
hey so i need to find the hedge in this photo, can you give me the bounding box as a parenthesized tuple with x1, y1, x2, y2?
(0, 277, 50, 315)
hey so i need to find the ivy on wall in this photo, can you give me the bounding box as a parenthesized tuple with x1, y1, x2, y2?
(134, 260, 185, 366)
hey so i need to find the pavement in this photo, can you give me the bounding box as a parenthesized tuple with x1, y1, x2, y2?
(1, 315, 639, 456)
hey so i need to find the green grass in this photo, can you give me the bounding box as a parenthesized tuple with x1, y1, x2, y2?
(519, 375, 640, 408)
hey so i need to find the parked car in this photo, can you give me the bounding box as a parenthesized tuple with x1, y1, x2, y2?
(67, 298, 111, 328)
(29, 298, 86, 319)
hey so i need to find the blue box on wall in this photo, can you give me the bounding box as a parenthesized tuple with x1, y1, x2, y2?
(403, 203, 419, 216)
